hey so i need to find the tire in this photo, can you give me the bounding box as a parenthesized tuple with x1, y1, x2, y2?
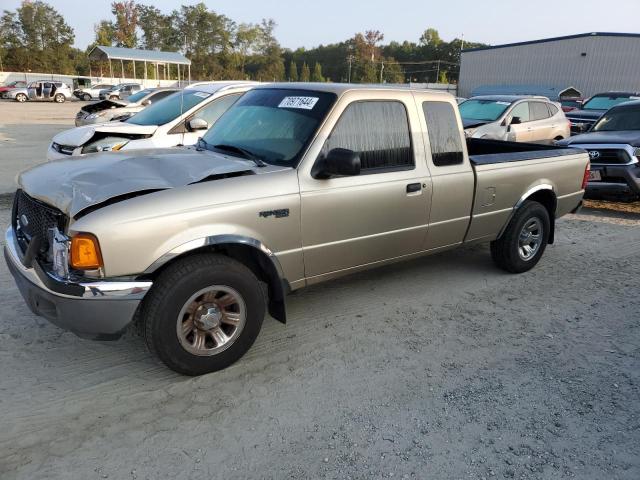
(54, 94, 65, 103)
(490, 200, 550, 273)
(141, 253, 266, 375)
(109, 95, 118, 100)
(82, 93, 92, 101)
(15, 93, 27, 102)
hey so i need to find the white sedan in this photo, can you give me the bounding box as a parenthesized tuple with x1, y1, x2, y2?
(47, 82, 256, 161)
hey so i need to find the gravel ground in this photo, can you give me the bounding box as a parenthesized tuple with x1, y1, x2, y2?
(0, 195, 638, 479)
(0, 100, 85, 194)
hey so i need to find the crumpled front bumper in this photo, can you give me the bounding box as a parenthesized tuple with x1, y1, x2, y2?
(4, 227, 152, 340)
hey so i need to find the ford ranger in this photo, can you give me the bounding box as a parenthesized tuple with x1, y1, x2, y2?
(4, 84, 589, 375)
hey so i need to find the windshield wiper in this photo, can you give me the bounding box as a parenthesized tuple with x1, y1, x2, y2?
(212, 144, 267, 168)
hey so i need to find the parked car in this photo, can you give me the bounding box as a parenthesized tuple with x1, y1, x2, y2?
(6, 84, 589, 375)
(460, 95, 570, 143)
(5, 81, 73, 103)
(48, 82, 255, 160)
(0, 80, 27, 96)
(558, 100, 640, 201)
(73, 83, 115, 101)
(74, 87, 180, 126)
(99, 83, 142, 100)
(559, 97, 584, 113)
(566, 91, 640, 134)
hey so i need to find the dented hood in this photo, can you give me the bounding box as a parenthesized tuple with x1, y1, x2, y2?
(52, 122, 158, 147)
(18, 148, 271, 218)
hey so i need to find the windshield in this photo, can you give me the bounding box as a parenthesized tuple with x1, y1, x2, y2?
(126, 89, 211, 126)
(592, 104, 640, 132)
(201, 88, 337, 166)
(582, 95, 638, 111)
(459, 99, 511, 122)
(126, 89, 153, 103)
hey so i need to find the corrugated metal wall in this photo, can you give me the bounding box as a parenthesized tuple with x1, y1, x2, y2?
(459, 35, 640, 98)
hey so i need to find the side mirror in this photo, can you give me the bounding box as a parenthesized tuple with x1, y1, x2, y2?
(510, 116, 522, 125)
(314, 148, 361, 179)
(187, 117, 209, 132)
(141, 99, 152, 106)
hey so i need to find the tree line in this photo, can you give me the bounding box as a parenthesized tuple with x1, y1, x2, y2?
(0, 1, 488, 84)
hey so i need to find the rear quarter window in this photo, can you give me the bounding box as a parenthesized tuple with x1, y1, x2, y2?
(422, 101, 464, 167)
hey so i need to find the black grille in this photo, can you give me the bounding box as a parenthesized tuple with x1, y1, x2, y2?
(586, 149, 631, 165)
(12, 190, 67, 254)
(52, 142, 75, 155)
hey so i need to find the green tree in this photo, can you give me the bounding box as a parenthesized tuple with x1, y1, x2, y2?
(310, 62, 324, 82)
(93, 20, 115, 46)
(111, 1, 137, 48)
(300, 61, 310, 81)
(288, 60, 298, 81)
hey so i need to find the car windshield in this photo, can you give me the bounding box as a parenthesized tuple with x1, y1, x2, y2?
(592, 104, 640, 132)
(201, 88, 337, 167)
(582, 95, 637, 111)
(127, 89, 154, 103)
(459, 99, 511, 121)
(126, 90, 211, 126)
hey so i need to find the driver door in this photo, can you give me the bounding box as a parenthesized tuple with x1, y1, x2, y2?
(299, 95, 431, 280)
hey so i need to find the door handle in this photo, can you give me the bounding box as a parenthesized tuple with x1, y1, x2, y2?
(406, 183, 422, 193)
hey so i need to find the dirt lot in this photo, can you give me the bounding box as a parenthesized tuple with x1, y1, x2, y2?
(0, 191, 639, 479)
(0, 100, 84, 194)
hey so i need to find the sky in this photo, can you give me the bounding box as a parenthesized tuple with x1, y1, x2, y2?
(4, 0, 640, 49)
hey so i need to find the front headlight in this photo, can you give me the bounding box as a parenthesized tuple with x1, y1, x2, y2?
(82, 137, 129, 153)
(464, 128, 477, 138)
(86, 111, 112, 120)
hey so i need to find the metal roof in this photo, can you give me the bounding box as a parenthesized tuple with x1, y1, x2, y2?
(462, 32, 640, 53)
(88, 46, 191, 65)
(471, 85, 583, 99)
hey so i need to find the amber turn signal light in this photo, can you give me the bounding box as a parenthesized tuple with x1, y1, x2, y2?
(70, 233, 103, 270)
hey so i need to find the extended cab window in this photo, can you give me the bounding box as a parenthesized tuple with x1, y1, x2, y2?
(422, 101, 464, 167)
(322, 101, 413, 172)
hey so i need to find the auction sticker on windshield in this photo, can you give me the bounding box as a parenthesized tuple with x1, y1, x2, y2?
(278, 96, 319, 110)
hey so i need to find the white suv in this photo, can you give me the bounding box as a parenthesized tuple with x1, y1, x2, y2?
(47, 82, 257, 161)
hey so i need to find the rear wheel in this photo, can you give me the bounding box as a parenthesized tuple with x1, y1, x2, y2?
(109, 95, 118, 100)
(141, 254, 266, 376)
(490, 201, 550, 273)
(15, 93, 27, 102)
(82, 93, 92, 101)
(54, 93, 65, 103)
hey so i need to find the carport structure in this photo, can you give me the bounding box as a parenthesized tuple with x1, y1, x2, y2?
(88, 46, 191, 86)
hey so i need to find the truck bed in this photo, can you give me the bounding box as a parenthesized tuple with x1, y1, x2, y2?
(468, 138, 583, 165)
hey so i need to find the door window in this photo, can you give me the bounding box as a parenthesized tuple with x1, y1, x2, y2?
(530, 102, 550, 121)
(510, 102, 530, 123)
(422, 101, 464, 166)
(321, 101, 413, 173)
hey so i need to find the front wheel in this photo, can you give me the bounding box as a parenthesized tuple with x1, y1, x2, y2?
(15, 93, 27, 102)
(141, 254, 266, 375)
(490, 200, 550, 273)
(82, 93, 92, 101)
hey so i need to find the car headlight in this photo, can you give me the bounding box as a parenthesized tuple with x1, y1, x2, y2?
(82, 137, 129, 154)
(86, 111, 112, 120)
(464, 128, 477, 138)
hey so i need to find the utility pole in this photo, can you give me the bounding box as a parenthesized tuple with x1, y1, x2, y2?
(436, 60, 441, 84)
(380, 61, 384, 83)
(347, 55, 353, 83)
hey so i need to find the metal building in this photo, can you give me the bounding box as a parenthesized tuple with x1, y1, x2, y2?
(459, 32, 640, 98)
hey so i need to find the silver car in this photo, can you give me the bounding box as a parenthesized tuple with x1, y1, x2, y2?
(461, 95, 570, 143)
(5, 81, 73, 103)
(75, 87, 179, 126)
(99, 83, 142, 100)
(73, 83, 115, 101)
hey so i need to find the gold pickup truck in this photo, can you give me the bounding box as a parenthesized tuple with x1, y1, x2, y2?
(4, 84, 590, 375)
